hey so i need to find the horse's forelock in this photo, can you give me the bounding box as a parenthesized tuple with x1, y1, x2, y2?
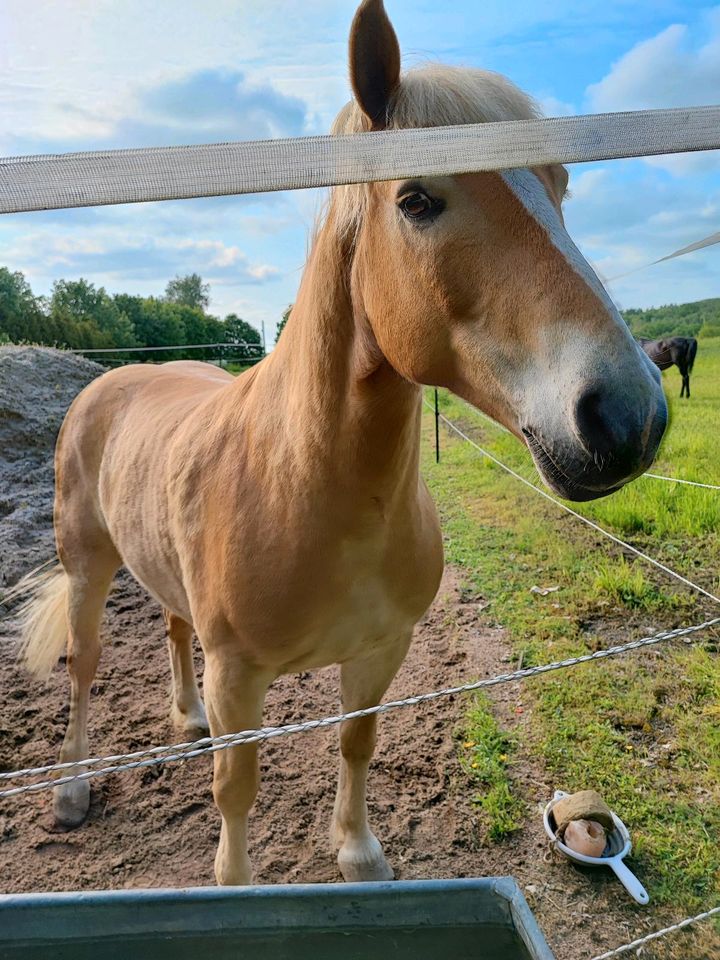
(326, 64, 541, 240)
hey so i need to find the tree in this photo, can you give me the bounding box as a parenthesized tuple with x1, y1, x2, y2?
(128, 297, 187, 349)
(275, 304, 292, 342)
(223, 313, 262, 346)
(221, 313, 263, 363)
(164, 273, 210, 311)
(50, 279, 136, 348)
(0, 267, 49, 344)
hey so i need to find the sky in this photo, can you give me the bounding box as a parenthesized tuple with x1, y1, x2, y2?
(1, 0, 719, 344)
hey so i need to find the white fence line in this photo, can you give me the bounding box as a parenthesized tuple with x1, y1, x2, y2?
(427, 403, 720, 604)
(643, 472, 720, 491)
(2, 106, 720, 213)
(455, 397, 720, 492)
(69, 342, 264, 355)
(590, 905, 720, 959)
(1, 615, 717, 798)
(607, 229, 720, 281)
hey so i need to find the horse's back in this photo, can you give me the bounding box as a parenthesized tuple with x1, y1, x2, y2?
(59, 360, 233, 464)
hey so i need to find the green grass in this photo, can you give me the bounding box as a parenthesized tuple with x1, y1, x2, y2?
(457, 695, 525, 840)
(421, 338, 720, 911)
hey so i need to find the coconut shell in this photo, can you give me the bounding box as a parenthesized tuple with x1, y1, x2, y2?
(553, 790, 614, 835)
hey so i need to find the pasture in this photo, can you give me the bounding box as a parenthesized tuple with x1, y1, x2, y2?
(422, 338, 720, 956)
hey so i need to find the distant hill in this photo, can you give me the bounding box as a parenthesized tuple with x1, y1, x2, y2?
(623, 297, 720, 340)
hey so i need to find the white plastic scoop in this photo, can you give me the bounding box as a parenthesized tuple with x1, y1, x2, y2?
(543, 790, 650, 905)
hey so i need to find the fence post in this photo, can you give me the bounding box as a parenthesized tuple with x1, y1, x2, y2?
(434, 388, 440, 463)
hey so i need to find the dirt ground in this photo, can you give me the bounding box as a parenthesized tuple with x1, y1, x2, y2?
(2, 569, 713, 959)
(0, 348, 715, 959)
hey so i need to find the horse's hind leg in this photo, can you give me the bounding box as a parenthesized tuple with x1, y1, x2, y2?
(331, 632, 413, 882)
(164, 611, 209, 735)
(678, 362, 689, 398)
(54, 551, 119, 827)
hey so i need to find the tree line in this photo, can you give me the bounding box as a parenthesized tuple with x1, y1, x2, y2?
(4, 261, 717, 360)
(623, 297, 720, 341)
(0, 268, 266, 362)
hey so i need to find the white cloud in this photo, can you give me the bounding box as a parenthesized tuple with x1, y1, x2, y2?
(0, 225, 282, 291)
(536, 94, 577, 117)
(587, 12, 720, 112)
(566, 167, 611, 201)
(585, 9, 720, 174)
(562, 151, 720, 309)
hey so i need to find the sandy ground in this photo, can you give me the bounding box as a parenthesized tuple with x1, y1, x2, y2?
(0, 348, 715, 959)
(3, 569, 707, 959)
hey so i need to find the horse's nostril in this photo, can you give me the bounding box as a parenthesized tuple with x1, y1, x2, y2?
(575, 390, 616, 457)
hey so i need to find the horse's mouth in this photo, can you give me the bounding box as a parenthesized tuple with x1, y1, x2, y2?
(522, 429, 624, 502)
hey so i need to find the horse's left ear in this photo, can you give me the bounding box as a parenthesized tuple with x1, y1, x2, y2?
(349, 0, 401, 130)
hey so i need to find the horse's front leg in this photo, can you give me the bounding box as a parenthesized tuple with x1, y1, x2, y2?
(203, 649, 274, 885)
(332, 632, 413, 882)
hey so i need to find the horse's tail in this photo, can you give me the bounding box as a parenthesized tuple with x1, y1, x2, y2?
(16, 563, 69, 681)
(687, 338, 698, 373)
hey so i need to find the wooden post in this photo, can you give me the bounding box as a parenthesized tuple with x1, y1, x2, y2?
(434, 388, 440, 463)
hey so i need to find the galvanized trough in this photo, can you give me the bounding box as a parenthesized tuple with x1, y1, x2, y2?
(0, 877, 555, 960)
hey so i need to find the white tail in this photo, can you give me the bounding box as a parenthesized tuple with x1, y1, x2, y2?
(17, 564, 69, 680)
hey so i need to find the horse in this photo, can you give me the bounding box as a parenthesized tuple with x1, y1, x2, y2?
(19, 0, 666, 887)
(637, 336, 698, 398)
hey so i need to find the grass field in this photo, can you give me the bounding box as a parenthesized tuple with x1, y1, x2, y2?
(421, 338, 720, 917)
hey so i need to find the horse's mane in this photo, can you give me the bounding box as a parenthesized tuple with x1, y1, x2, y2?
(327, 63, 541, 239)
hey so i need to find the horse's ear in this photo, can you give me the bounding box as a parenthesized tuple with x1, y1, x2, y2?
(349, 0, 401, 130)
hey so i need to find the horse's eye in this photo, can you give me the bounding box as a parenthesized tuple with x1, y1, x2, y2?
(399, 192, 437, 220)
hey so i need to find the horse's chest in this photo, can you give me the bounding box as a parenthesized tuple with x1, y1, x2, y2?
(212, 516, 443, 671)
(274, 567, 427, 671)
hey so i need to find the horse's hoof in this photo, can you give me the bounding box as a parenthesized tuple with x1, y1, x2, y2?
(337, 834, 395, 882)
(53, 779, 90, 828)
(214, 849, 252, 886)
(172, 701, 210, 737)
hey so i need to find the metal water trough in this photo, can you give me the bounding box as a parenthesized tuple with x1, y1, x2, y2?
(0, 877, 555, 959)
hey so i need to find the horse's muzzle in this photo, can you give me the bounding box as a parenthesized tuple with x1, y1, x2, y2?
(523, 385, 668, 502)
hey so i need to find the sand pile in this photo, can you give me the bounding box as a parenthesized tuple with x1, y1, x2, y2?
(0, 346, 104, 593)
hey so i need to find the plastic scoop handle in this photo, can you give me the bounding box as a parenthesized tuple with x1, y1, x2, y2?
(609, 857, 650, 904)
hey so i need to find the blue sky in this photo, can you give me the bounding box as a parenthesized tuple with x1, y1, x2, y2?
(1, 0, 719, 343)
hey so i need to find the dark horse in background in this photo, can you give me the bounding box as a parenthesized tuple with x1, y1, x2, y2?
(637, 337, 698, 398)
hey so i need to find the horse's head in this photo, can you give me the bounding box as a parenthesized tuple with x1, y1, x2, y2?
(334, 0, 666, 502)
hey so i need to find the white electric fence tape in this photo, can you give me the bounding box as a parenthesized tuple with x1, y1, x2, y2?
(608, 230, 720, 281)
(2, 106, 720, 213)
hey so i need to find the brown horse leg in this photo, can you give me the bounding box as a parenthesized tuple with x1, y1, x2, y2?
(204, 651, 275, 885)
(54, 555, 119, 826)
(331, 633, 413, 881)
(164, 611, 209, 735)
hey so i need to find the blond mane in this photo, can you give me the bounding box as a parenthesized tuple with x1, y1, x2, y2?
(328, 63, 541, 238)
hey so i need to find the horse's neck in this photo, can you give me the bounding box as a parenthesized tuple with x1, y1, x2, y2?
(255, 222, 422, 493)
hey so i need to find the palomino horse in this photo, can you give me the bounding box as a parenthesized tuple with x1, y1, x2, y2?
(638, 336, 698, 398)
(21, 0, 666, 886)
